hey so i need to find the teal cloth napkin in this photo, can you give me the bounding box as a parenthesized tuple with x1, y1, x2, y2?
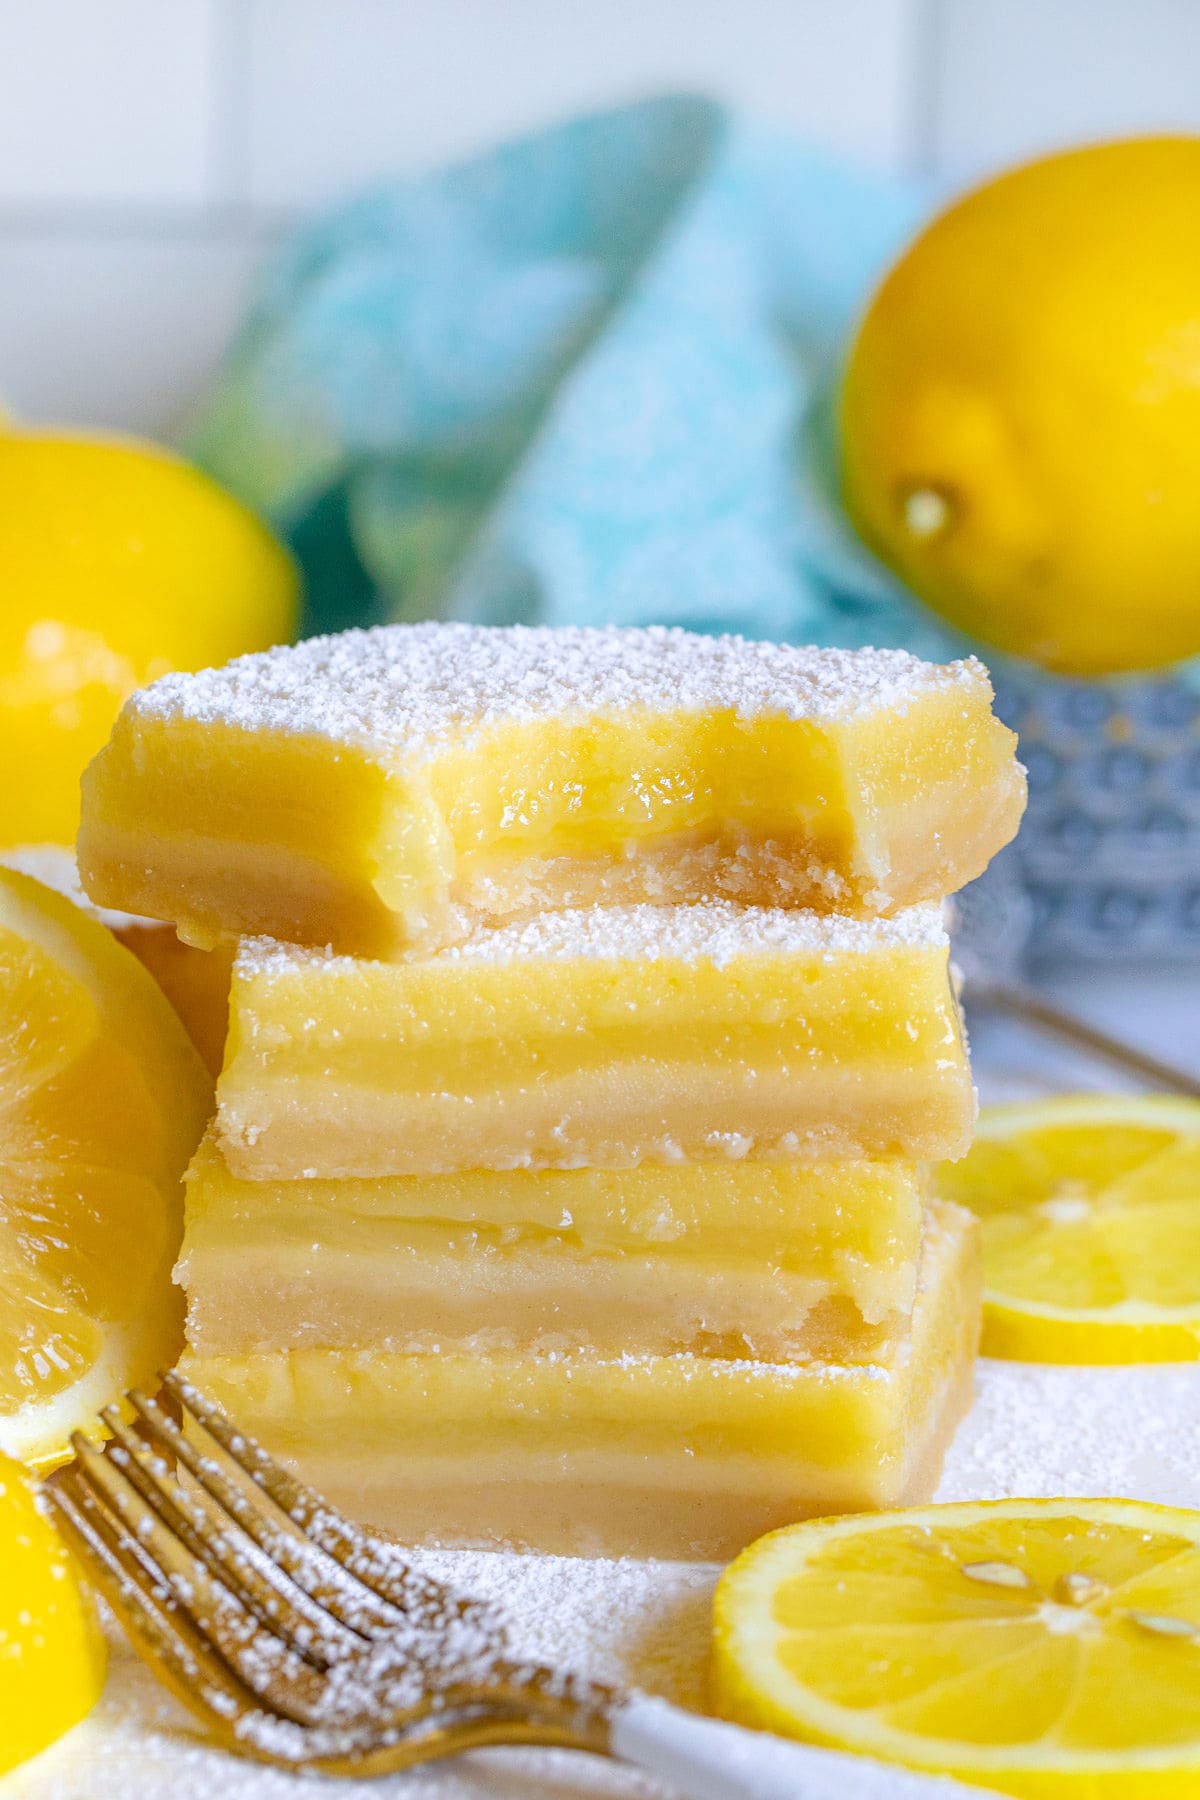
(192, 94, 961, 653)
(189, 98, 1200, 971)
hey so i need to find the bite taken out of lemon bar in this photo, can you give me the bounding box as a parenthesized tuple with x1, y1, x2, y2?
(216, 899, 975, 1179)
(78, 623, 1024, 959)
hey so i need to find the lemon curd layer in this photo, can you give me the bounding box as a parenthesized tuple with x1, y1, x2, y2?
(78, 623, 1024, 958)
(179, 1132, 926, 1356)
(216, 901, 974, 1178)
(183, 1200, 980, 1561)
(179, 1144, 927, 1363)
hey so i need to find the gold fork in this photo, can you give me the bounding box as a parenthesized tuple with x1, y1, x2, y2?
(44, 1371, 984, 1797)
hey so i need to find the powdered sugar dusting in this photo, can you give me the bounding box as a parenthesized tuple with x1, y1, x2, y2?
(129, 622, 988, 757)
(237, 898, 948, 979)
(437, 899, 948, 968)
(17, 1363, 1200, 1800)
(938, 1360, 1200, 1509)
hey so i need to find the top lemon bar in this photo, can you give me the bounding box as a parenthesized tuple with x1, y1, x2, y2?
(79, 622, 1025, 958)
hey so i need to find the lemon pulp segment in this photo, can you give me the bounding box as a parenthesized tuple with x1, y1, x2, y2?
(78, 623, 1024, 957)
(0, 844, 231, 1076)
(0, 867, 209, 1467)
(215, 900, 974, 1179)
(936, 1095, 1200, 1362)
(180, 1130, 926, 1362)
(183, 1198, 979, 1561)
(714, 1494, 1200, 1797)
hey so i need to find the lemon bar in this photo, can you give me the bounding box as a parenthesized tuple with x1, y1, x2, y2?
(217, 899, 973, 1178)
(178, 1134, 926, 1361)
(79, 623, 1025, 958)
(183, 1199, 980, 1561)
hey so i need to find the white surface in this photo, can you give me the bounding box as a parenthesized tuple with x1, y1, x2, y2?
(970, 965, 1200, 1105)
(6, 1, 1200, 430)
(0, 231, 272, 435)
(932, 0, 1200, 180)
(242, 0, 916, 208)
(0, 1, 219, 208)
(1038, 965, 1200, 1075)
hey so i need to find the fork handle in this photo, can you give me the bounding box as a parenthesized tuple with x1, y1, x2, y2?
(610, 1694, 993, 1798)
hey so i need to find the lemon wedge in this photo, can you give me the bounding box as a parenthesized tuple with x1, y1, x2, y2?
(0, 1450, 106, 1773)
(0, 867, 209, 1468)
(713, 1497, 1200, 1798)
(935, 1095, 1200, 1363)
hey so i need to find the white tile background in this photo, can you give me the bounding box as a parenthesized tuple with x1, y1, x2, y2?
(2, 0, 1199, 434)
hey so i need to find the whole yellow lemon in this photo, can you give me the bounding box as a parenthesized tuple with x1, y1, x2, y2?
(840, 136, 1200, 676)
(0, 427, 297, 843)
(0, 1453, 106, 1773)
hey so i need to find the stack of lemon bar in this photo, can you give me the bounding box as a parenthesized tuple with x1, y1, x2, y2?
(79, 624, 1025, 1560)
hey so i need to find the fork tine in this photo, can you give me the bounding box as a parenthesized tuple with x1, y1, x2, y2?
(98, 1404, 361, 1668)
(69, 1428, 327, 1724)
(50, 1417, 623, 1780)
(51, 1473, 529, 1778)
(160, 1370, 497, 1632)
(47, 1469, 256, 1732)
(129, 1386, 405, 1639)
(49, 1473, 336, 1770)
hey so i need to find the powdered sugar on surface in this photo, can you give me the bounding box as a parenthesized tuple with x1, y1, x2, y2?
(129, 622, 986, 757)
(938, 1361, 1200, 1510)
(13, 1020, 1200, 1798)
(238, 898, 948, 980)
(12, 1359, 1200, 1800)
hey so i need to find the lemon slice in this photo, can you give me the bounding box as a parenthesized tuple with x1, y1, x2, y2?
(934, 1095, 1200, 1363)
(713, 1497, 1200, 1797)
(0, 1451, 106, 1772)
(0, 867, 209, 1468)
